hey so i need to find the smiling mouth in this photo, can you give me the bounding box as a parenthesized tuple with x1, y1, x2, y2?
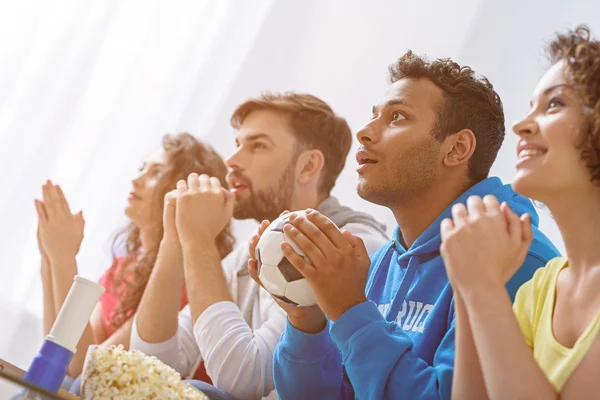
(518, 148, 547, 162)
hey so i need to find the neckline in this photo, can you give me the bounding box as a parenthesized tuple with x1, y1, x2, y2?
(547, 259, 600, 352)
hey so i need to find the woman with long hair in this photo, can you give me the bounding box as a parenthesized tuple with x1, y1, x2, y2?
(36, 132, 235, 378)
(441, 25, 600, 398)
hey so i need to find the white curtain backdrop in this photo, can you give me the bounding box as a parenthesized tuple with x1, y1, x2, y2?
(0, 0, 597, 382)
(0, 0, 278, 374)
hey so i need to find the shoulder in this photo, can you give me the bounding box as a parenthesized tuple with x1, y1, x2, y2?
(99, 256, 138, 297)
(339, 222, 389, 255)
(507, 233, 562, 300)
(518, 257, 567, 300)
(99, 256, 128, 287)
(533, 257, 568, 286)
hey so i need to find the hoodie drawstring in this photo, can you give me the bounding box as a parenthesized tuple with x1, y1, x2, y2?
(385, 256, 420, 323)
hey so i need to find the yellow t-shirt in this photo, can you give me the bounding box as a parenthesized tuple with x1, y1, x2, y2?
(513, 257, 600, 391)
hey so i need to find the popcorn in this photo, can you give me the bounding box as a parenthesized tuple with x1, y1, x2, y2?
(81, 345, 208, 400)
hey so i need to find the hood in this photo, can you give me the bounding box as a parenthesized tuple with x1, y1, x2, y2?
(392, 176, 539, 261)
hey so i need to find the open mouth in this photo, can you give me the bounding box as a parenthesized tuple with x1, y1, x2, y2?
(357, 157, 378, 165)
(518, 148, 547, 159)
(227, 175, 249, 194)
(517, 148, 548, 167)
(355, 149, 378, 172)
(516, 140, 548, 167)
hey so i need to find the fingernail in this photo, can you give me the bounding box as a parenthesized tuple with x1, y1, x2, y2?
(283, 224, 292, 232)
(289, 214, 296, 221)
(305, 209, 313, 214)
(280, 242, 289, 250)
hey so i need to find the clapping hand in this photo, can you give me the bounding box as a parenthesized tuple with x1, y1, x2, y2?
(440, 195, 533, 299)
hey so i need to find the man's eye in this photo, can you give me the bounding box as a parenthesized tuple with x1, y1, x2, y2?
(392, 112, 405, 121)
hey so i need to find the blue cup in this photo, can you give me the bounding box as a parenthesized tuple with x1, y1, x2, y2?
(23, 339, 74, 393)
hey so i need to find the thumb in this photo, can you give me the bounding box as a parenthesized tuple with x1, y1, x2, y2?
(164, 201, 176, 220)
(165, 189, 178, 207)
(517, 214, 533, 260)
(521, 213, 533, 243)
(74, 211, 85, 226)
(501, 202, 522, 241)
(248, 259, 263, 288)
(343, 231, 370, 269)
(223, 188, 235, 215)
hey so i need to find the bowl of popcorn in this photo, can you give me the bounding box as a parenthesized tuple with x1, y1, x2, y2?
(80, 345, 208, 400)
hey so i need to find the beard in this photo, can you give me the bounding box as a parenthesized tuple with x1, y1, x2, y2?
(357, 138, 438, 207)
(232, 160, 297, 222)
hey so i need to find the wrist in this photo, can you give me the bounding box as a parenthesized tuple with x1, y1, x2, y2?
(181, 235, 217, 253)
(40, 260, 52, 276)
(48, 253, 77, 267)
(326, 295, 367, 322)
(461, 283, 507, 307)
(288, 308, 327, 334)
(40, 254, 50, 268)
(160, 236, 182, 252)
(181, 241, 222, 275)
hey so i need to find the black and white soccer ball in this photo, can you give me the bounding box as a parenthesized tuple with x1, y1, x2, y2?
(255, 211, 316, 307)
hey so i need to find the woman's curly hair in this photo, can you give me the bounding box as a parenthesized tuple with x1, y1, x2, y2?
(108, 133, 235, 330)
(548, 25, 600, 183)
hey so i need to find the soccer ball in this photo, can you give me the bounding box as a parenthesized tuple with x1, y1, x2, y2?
(255, 211, 316, 307)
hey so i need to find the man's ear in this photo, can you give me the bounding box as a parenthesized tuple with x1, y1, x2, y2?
(441, 129, 476, 168)
(296, 149, 325, 185)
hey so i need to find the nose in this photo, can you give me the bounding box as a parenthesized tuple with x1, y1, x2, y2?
(226, 147, 245, 171)
(512, 114, 538, 138)
(131, 174, 144, 189)
(356, 119, 380, 145)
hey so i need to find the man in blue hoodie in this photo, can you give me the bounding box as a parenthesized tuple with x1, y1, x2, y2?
(250, 51, 561, 399)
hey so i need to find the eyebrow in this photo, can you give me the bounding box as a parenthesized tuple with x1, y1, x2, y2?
(144, 162, 164, 169)
(237, 132, 275, 145)
(372, 99, 413, 114)
(530, 83, 569, 106)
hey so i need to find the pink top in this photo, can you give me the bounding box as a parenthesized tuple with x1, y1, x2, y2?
(98, 256, 188, 337)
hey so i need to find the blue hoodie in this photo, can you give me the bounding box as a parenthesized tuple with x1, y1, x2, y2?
(273, 177, 560, 400)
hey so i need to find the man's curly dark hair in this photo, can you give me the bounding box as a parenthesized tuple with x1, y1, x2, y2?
(389, 51, 505, 183)
(548, 24, 600, 183)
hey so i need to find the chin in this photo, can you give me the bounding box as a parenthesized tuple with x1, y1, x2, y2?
(356, 180, 371, 200)
(512, 170, 545, 202)
(124, 205, 134, 219)
(356, 181, 386, 206)
(232, 203, 253, 220)
(124, 207, 141, 225)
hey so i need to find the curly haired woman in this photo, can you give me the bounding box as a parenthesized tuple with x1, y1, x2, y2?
(441, 25, 600, 399)
(36, 132, 234, 378)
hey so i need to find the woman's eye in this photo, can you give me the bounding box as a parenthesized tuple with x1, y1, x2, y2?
(147, 168, 162, 177)
(548, 98, 565, 110)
